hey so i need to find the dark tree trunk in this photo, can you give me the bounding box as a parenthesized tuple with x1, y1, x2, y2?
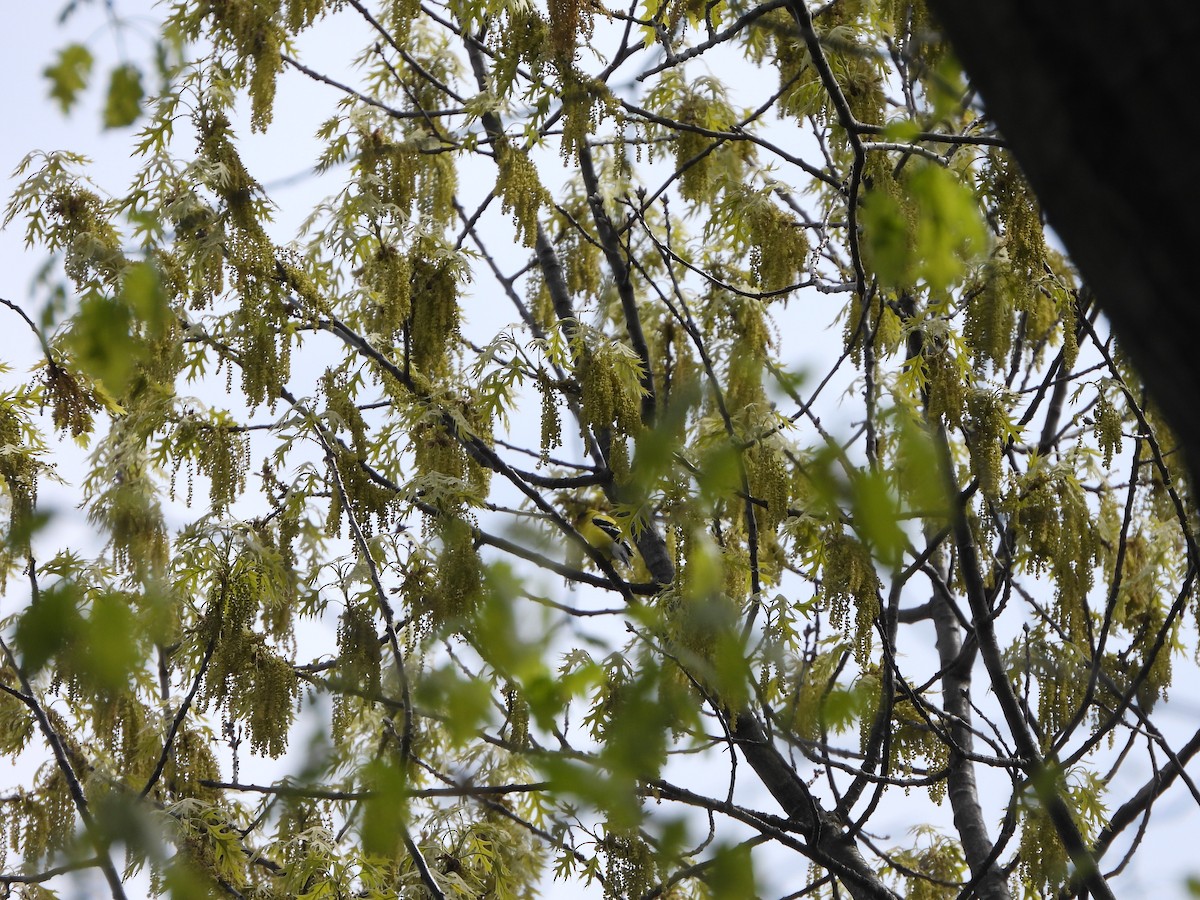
(924, 0, 1200, 483)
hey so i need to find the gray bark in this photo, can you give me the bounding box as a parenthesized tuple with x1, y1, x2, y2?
(929, 575, 1011, 900)
(731, 714, 902, 900)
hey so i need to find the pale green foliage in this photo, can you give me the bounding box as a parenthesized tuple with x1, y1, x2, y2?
(577, 329, 647, 438)
(892, 827, 967, 899)
(3, 0, 1196, 898)
(714, 183, 810, 292)
(965, 388, 1013, 500)
(495, 138, 551, 247)
(819, 531, 879, 665)
(1004, 458, 1101, 633)
(1017, 769, 1109, 897)
(43, 43, 95, 113)
(103, 63, 146, 128)
(644, 71, 753, 203)
(600, 827, 657, 900)
(12, 768, 77, 867)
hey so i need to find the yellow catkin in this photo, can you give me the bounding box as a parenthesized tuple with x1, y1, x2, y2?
(496, 139, 551, 247)
(821, 531, 879, 665)
(964, 259, 1018, 371)
(548, 0, 593, 58)
(578, 341, 644, 438)
(538, 372, 563, 465)
(600, 829, 655, 900)
(985, 149, 1046, 279)
(365, 243, 413, 339)
(408, 243, 461, 377)
(965, 389, 1007, 500)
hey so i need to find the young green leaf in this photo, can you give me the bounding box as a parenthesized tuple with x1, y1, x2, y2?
(43, 43, 94, 113)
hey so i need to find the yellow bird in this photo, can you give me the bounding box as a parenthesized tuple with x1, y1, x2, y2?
(573, 509, 634, 567)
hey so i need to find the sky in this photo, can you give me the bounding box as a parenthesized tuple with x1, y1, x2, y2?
(3, 2, 1200, 898)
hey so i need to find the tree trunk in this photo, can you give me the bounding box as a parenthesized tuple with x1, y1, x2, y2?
(732, 714, 902, 900)
(923, 0, 1200, 483)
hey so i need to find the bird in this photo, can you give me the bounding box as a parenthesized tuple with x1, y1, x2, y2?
(573, 509, 634, 567)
